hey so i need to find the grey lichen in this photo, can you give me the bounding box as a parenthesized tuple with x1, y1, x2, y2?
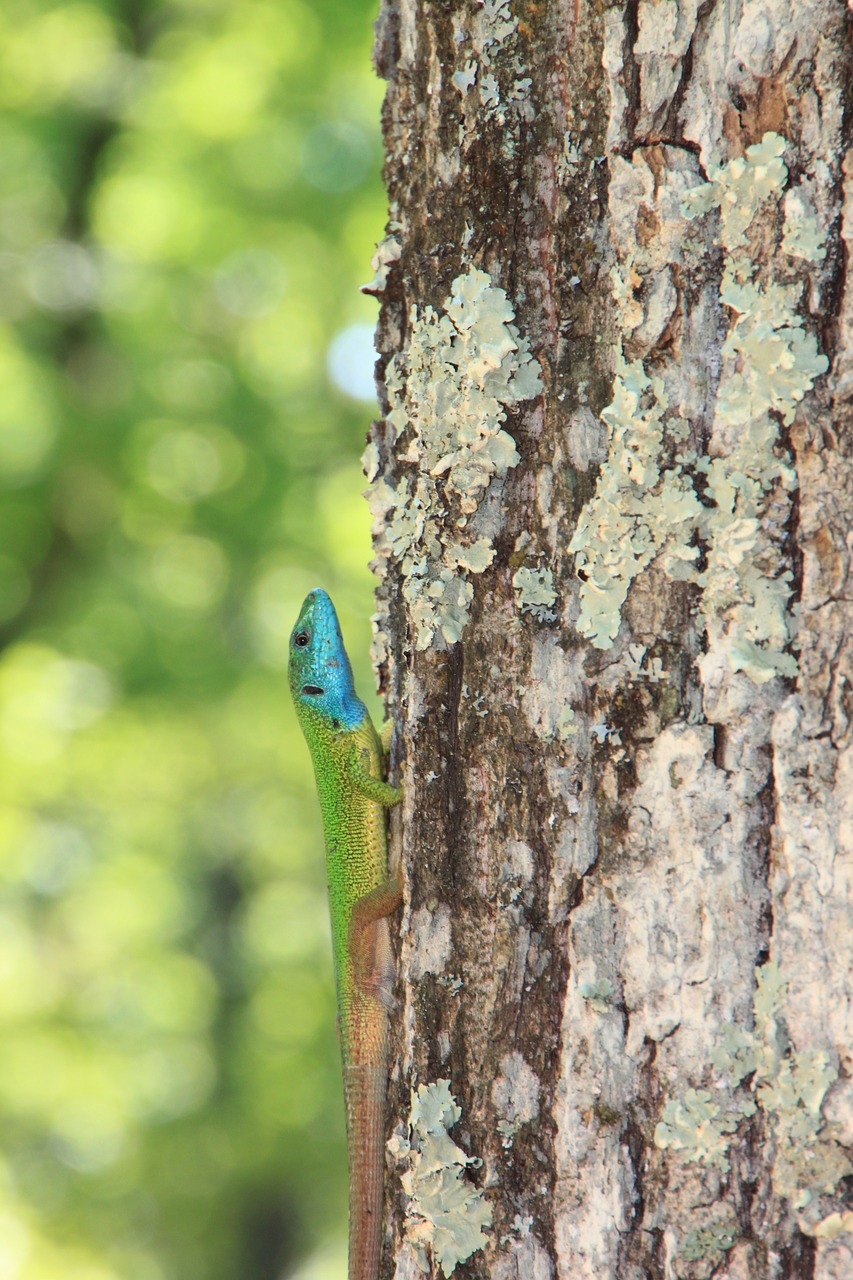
(388, 1079, 492, 1277)
(367, 268, 542, 649)
(451, 0, 534, 126)
(680, 1217, 738, 1263)
(512, 564, 558, 622)
(554, 703, 579, 741)
(556, 129, 583, 183)
(363, 226, 401, 294)
(654, 963, 851, 1213)
(681, 132, 789, 249)
(782, 186, 827, 262)
(567, 355, 701, 647)
(688, 134, 827, 684)
(578, 976, 615, 1012)
(759, 1052, 850, 1207)
(654, 1087, 745, 1171)
(569, 133, 827, 683)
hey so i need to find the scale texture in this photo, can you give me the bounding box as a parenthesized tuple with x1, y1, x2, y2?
(289, 588, 399, 1280)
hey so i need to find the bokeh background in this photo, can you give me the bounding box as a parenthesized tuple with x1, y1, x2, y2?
(0, 1, 387, 1276)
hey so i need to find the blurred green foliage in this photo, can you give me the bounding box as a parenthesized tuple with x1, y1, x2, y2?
(0, 1, 387, 1276)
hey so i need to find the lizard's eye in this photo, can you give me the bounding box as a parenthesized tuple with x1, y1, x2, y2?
(294, 630, 310, 647)
(302, 684, 324, 696)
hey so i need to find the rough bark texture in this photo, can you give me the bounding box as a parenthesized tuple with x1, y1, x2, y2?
(366, 3, 853, 1278)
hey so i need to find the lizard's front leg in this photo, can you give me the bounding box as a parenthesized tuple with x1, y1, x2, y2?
(348, 743, 402, 807)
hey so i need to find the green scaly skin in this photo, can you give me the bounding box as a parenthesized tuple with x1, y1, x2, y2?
(289, 589, 401, 1280)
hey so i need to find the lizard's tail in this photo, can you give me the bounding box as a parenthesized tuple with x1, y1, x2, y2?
(343, 1063, 388, 1280)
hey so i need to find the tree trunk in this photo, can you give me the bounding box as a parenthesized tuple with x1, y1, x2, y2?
(366, 2, 853, 1277)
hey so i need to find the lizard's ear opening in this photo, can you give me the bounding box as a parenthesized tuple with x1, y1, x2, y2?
(302, 684, 325, 696)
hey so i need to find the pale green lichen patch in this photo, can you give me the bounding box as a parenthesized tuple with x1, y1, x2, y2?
(680, 1218, 738, 1263)
(782, 187, 827, 262)
(682, 132, 788, 250)
(554, 703, 578, 741)
(654, 1087, 744, 1170)
(363, 228, 401, 294)
(451, 0, 534, 126)
(389, 1080, 492, 1277)
(512, 565, 557, 621)
(709, 959, 787, 1083)
(570, 133, 827, 681)
(758, 1053, 851, 1207)
(556, 129, 582, 183)
(696, 410, 800, 684)
(361, 440, 379, 484)
(654, 963, 852, 1213)
(578, 976, 614, 1012)
(693, 137, 826, 684)
(367, 268, 542, 649)
(567, 356, 701, 648)
(716, 271, 827, 429)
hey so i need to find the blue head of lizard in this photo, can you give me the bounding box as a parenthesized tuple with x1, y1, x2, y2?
(289, 588, 367, 732)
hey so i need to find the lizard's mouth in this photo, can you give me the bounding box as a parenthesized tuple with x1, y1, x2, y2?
(301, 684, 325, 696)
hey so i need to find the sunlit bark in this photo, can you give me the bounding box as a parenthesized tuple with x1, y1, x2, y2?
(369, 4, 853, 1277)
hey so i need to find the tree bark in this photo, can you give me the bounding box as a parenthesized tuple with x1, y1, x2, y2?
(366, 3, 853, 1278)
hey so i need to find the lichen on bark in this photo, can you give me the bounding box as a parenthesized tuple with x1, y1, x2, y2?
(370, 1, 853, 1277)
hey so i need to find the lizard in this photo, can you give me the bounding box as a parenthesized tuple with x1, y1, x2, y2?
(289, 587, 402, 1280)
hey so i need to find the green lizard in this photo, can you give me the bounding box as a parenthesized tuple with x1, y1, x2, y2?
(289, 587, 402, 1280)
